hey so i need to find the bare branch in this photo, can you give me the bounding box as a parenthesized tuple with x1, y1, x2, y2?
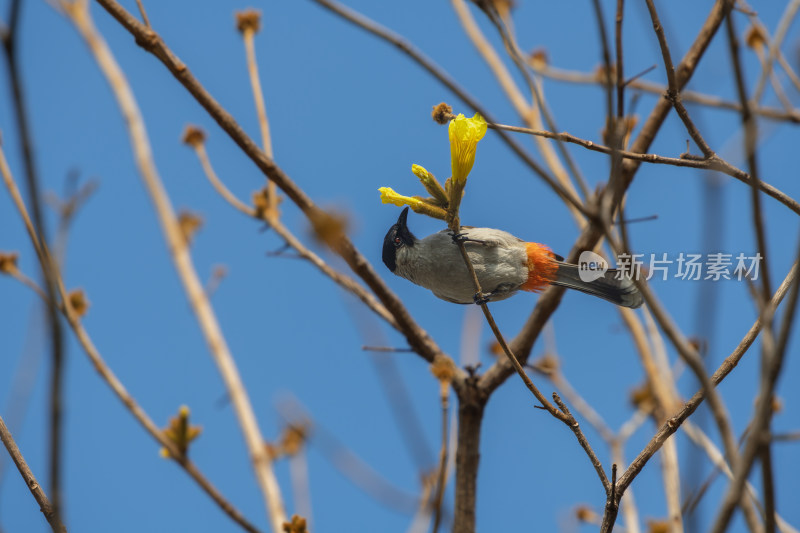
(0, 415, 65, 533)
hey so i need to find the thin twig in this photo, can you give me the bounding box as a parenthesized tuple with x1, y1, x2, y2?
(615, 0, 625, 120)
(530, 59, 800, 122)
(0, 415, 66, 533)
(751, 0, 800, 103)
(644, 0, 715, 158)
(238, 11, 279, 217)
(2, 0, 65, 520)
(552, 394, 612, 493)
(431, 384, 449, 533)
(57, 3, 286, 530)
(727, 12, 772, 300)
(134, 0, 150, 28)
(469, 118, 800, 216)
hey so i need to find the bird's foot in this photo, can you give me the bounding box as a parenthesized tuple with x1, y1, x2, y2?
(448, 231, 486, 246)
(473, 292, 491, 305)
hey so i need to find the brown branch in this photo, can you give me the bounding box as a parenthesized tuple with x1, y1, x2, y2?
(452, 378, 486, 533)
(727, 13, 772, 299)
(727, 14, 777, 533)
(751, 0, 800, 103)
(92, 0, 457, 381)
(431, 384, 450, 533)
(590, 0, 614, 126)
(475, 118, 800, 216)
(2, 0, 66, 521)
(615, 0, 625, 120)
(644, 0, 715, 158)
(134, 0, 150, 28)
(0, 415, 66, 533)
(529, 64, 800, 123)
(552, 393, 611, 493)
(238, 9, 279, 217)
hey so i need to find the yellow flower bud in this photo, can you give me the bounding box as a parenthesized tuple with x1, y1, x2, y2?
(411, 164, 448, 206)
(378, 187, 447, 220)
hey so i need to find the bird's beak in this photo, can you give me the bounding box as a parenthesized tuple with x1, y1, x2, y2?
(397, 206, 410, 231)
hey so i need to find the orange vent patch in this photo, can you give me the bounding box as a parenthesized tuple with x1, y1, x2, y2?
(521, 242, 559, 292)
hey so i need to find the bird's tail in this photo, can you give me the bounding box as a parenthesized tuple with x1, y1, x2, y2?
(551, 262, 643, 308)
(521, 243, 643, 308)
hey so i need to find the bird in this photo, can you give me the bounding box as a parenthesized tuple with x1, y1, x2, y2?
(382, 207, 643, 308)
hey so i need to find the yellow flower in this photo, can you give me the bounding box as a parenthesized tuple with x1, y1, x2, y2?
(448, 113, 487, 185)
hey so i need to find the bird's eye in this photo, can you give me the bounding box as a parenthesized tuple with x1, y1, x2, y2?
(394, 236, 402, 245)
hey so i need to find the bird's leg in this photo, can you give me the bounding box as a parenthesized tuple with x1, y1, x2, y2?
(473, 292, 491, 305)
(448, 231, 487, 246)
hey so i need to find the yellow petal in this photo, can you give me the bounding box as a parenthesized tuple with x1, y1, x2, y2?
(448, 113, 487, 184)
(379, 187, 418, 208)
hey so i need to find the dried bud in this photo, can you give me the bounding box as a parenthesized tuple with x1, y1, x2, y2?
(488, 340, 504, 357)
(687, 336, 708, 356)
(622, 115, 639, 149)
(630, 381, 656, 412)
(530, 353, 559, 376)
(430, 355, 457, 384)
(68, 289, 90, 317)
(308, 208, 348, 250)
(0, 252, 19, 274)
(282, 515, 308, 533)
(647, 519, 670, 533)
(491, 0, 516, 18)
(575, 505, 598, 523)
(265, 442, 281, 461)
(431, 102, 453, 125)
(236, 9, 261, 34)
(528, 48, 549, 69)
(181, 125, 206, 148)
(745, 24, 767, 51)
(281, 424, 309, 457)
(593, 63, 616, 84)
(178, 211, 203, 245)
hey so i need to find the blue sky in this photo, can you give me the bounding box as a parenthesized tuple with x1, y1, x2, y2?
(1, 1, 799, 532)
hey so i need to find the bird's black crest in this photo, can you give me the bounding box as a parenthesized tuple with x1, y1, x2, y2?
(382, 207, 416, 272)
